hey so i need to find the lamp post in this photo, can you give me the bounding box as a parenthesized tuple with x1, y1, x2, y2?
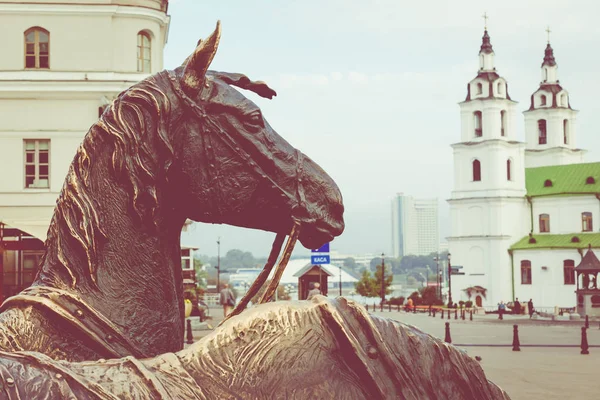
(447, 252, 453, 308)
(216, 237, 221, 292)
(434, 254, 440, 300)
(380, 253, 385, 305)
(339, 263, 342, 297)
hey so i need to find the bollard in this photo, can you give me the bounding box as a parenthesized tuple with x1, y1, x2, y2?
(581, 327, 590, 355)
(380, 303, 383, 312)
(585, 315, 589, 329)
(512, 325, 521, 351)
(441, 309, 444, 319)
(388, 303, 391, 312)
(433, 309, 436, 318)
(461, 310, 465, 320)
(470, 310, 473, 321)
(186, 319, 194, 345)
(448, 308, 451, 320)
(444, 322, 452, 344)
(428, 305, 432, 316)
(454, 309, 458, 320)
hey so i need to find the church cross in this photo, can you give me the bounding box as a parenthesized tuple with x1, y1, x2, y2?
(546, 26, 551, 43)
(482, 12, 489, 30)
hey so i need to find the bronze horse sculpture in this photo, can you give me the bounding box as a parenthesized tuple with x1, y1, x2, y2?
(0, 22, 509, 399)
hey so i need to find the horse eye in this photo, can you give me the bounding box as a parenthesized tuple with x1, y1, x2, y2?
(246, 110, 263, 126)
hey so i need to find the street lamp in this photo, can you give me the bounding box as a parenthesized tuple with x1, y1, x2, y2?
(380, 253, 385, 305)
(434, 254, 440, 300)
(447, 252, 452, 308)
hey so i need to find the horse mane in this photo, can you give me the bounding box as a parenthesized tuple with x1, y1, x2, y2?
(40, 72, 177, 288)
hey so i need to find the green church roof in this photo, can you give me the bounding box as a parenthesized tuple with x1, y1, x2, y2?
(510, 233, 600, 251)
(526, 162, 600, 197)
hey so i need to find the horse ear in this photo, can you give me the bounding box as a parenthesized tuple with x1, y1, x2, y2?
(181, 21, 221, 97)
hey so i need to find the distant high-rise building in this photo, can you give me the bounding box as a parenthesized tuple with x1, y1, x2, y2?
(391, 194, 439, 257)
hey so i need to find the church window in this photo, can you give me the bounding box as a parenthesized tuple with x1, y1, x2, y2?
(506, 159, 512, 181)
(24, 27, 49, 69)
(582, 212, 593, 232)
(538, 119, 547, 144)
(474, 111, 482, 137)
(520, 260, 532, 285)
(563, 119, 569, 145)
(539, 214, 550, 233)
(24, 139, 50, 188)
(137, 31, 152, 73)
(497, 82, 503, 95)
(544, 179, 552, 187)
(500, 110, 506, 136)
(540, 95, 547, 106)
(586, 177, 595, 185)
(563, 260, 575, 285)
(476, 83, 483, 95)
(472, 160, 481, 182)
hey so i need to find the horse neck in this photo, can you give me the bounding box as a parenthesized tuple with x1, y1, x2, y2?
(34, 150, 187, 355)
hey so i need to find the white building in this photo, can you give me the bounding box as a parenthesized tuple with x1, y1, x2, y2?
(0, 0, 171, 299)
(448, 29, 600, 311)
(391, 193, 439, 257)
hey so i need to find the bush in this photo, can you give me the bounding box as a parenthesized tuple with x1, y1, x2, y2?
(465, 300, 473, 308)
(388, 296, 405, 305)
(459, 300, 465, 307)
(408, 291, 421, 305)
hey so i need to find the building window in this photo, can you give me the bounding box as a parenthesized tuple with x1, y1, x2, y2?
(538, 119, 547, 144)
(564, 260, 575, 285)
(500, 110, 506, 136)
(474, 111, 482, 137)
(497, 82, 503, 95)
(586, 176, 595, 185)
(544, 179, 553, 187)
(521, 260, 532, 284)
(563, 119, 569, 145)
(539, 214, 550, 232)
(24, 27, 49, 69)
(476, 82, 483, 95)
(24, 140, 49, 188)
(582, 212, 593, 232)
(540, 95, 547, 106)
(472, 159, 481, 182)
(181, 248, 192, 270)
(137, 31, 151, 73)
(507, 159, 512, 181)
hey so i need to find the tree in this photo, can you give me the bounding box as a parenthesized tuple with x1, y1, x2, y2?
(343, 257, 358, 271)
(419, 286, 438, 305)
(354, 265, 392, 298)
(408, 291, 421, 305)
(355, 270, 376, 297)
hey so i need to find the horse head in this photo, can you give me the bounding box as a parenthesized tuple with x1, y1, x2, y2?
(167, 21, 345, 249)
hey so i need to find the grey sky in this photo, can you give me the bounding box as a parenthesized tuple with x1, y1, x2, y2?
(173, 0, 600, 257)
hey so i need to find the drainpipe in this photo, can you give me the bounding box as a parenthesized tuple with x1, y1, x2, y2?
(509, 249, 515, 301)
(526, 196, 533, 234)
(577, 248, 584, 261)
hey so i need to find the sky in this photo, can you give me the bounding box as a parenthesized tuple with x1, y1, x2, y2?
(172, 0, 600, 258)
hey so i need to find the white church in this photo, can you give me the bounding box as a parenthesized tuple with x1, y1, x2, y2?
(448, 28, 600, 310)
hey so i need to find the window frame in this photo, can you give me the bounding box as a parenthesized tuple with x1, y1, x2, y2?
(539, 213, 550, 233)
(540, 94, 547, 106)
(24, 27, 50, 69)
(563, 260, 575, 285)
(472, 159, 481, 182)
(538, 119, 547, 145)
(137, 31, 152, 73)
(520, 260, 532, 285)
(181, 248, 192, 270)
(582, 212, 593, 232)
(24, 139, 50, 189)
(474, 111, 483, 137)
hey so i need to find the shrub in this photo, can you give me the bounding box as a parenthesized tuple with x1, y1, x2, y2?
(388, 296, 405, 305)
(465, 300, 473, 308)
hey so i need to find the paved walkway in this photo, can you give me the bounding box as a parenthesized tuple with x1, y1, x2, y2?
(184, 306, 599, 399)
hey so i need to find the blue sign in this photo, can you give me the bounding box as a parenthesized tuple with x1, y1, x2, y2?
(311, 243, 330, 253)
(311, 255, 330, 264)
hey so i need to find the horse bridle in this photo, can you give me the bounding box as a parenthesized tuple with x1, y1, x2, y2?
(168, 72, 307, 320)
